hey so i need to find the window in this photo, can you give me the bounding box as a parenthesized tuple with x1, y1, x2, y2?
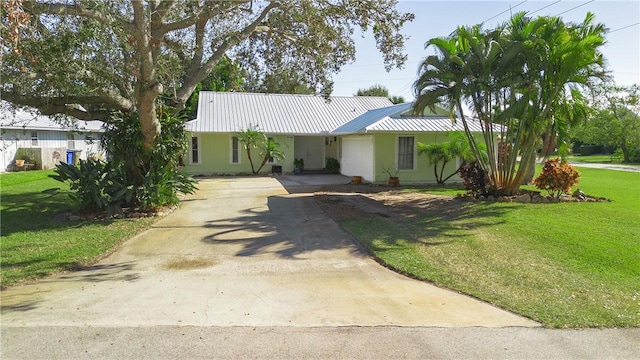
(230, 136, 240, 164)
(67, 133, 75, 149)
(190, 136, 200, 164)
(397, 136, 415, 170)
(31, 131, 38, 146)
(267, 137, 275, 163)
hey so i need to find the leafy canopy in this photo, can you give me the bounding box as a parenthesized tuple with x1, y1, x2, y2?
(2, 0, 414, 147)
(356, 84, 405, 104)
(575, 84, 640, 163)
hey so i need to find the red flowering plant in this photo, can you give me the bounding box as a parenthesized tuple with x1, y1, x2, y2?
(533, 158, 580, 198)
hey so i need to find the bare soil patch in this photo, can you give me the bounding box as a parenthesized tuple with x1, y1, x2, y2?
(162, 256, 219, 270)
(314, 184, 466, 223)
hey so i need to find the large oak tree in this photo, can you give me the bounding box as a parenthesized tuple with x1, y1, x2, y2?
(2, 0, 413, 147)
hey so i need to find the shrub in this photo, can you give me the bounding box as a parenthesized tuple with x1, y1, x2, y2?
(611, 148, 624, 163)
(325, 157, 340, 173)
(533, 158, 580, 198)
(458, 161, 488, 197)
(52, 110, 196, 215)
(50, 159, 132, 215)
(101, 110, 197, 211)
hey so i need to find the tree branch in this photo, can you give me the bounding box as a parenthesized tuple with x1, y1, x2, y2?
(158, 1, 249, 35)
(24, 1, 135, 35)
(2, 92, 113, 121)
(132, 1, 153, 81)
(174, 1, 281, 104)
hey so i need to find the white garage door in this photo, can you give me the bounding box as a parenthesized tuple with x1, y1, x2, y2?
(340, 136, 374, 182)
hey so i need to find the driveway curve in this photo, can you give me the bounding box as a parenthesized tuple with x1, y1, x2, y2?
(1, 177, 537, 327)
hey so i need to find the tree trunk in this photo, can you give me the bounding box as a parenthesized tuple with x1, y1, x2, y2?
(541, 130, 557, 158)
(520, 155, 537, 185)
(521, 135, 543, 185)
(137, 81, 164, 148)
(620, 142, 630, 163)
(246, 148, 256, 173)
(255, 154, 270, 174)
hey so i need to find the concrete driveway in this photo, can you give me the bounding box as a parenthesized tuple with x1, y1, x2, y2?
(1, 175, 538, 328)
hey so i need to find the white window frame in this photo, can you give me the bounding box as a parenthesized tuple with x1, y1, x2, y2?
(67, 133, 75, 149)
(396, 135, 416, 171)
(230, 135, 241, 164)
(189, 135, 201, 165)
(31, 131, 39, 146)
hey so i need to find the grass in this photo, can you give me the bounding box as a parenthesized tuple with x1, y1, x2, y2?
(0, 170, 154, 288)
(338, 168, 640, 328)
(568, 154, 640, 167)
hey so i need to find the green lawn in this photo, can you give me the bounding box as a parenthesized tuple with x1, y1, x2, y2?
(568, 154, 640, 167)
(0, 170, 153, 288)
(338, 168, 640, 328)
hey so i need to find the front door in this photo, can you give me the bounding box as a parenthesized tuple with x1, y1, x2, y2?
(294, 136, 325, 170)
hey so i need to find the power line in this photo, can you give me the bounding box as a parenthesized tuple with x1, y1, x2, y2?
(555, 0, 594, 16)
(393, 79, 415, 96)
(609, 22, 640, 34)
(335, 77, 416, 84)
(481, 0, 528, 25)
(343, 61, 421, 68)
(528, 0, 562, 15)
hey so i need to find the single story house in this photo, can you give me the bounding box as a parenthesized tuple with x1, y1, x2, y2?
(184, 91, 498, 184)
(0, 103, 105, 172)
(183, 91, 392, 175)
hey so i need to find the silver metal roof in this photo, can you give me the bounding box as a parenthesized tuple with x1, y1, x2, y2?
(187, 92, 393, 134)
(0, 102, 105, 132)
(365, 116, 502, 133)
(332, 103, 504, 134)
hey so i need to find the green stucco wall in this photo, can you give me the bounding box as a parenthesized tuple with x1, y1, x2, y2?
(181, 133, 295, 175)
(371, 132, 464, 184)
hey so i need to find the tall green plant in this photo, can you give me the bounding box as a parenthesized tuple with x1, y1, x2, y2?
(101, 110, 196, 210)
(417, 132, 483, 184)
(235, 127, 285, 174)
(51, 159, 131, 215)
(414, 12, 605, 195)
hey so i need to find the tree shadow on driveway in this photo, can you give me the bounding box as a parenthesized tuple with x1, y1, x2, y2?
(201, 194, 364, 259)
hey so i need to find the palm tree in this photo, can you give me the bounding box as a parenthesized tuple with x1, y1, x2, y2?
(417, 131, 485, 184)
(414, 12, 606, 195)
(235, 126, 266, 174)
(505, 13, 606, 185)
(235, 127, 285, 174)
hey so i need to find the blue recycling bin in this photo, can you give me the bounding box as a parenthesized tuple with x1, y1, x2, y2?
(66, 150, 74, 164)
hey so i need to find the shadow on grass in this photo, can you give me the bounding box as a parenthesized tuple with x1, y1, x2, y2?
(315, 193, 521, 250)
(0, 190, 115, 236)
(1, 259, 139, 290)
(201, 194, 365, 259)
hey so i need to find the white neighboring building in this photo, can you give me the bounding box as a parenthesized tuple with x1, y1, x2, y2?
(0, 104, 105, 172)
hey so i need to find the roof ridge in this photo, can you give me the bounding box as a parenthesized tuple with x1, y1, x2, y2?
(199, 91, 390, 100)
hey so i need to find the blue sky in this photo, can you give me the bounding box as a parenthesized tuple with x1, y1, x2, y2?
(332, 0, 640, 100)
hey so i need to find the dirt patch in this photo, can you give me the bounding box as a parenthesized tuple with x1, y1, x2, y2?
(162, 256, 218, 270)
(52, 205, 178, 223)
(314, 184, 610, 224)
(314, 184, 466, 223)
